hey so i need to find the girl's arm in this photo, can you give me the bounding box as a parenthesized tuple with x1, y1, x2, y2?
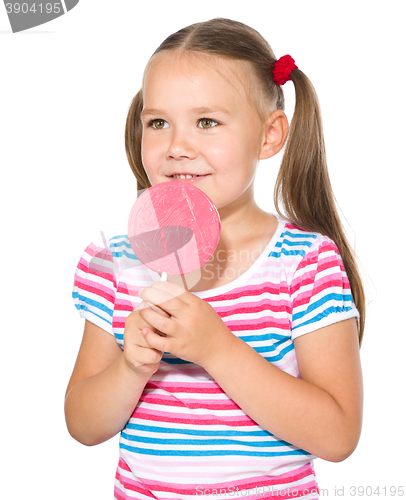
(203, 317, 363, 463)
(65, 314, 163, 446)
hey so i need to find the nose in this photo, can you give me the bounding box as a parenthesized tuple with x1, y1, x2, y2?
(166, 129, 197, 161)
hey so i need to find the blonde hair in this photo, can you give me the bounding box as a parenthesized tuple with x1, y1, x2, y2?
(124, 18, 365, 345)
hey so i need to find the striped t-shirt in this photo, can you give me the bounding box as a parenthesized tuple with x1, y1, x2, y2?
(72, 214, 359, 500)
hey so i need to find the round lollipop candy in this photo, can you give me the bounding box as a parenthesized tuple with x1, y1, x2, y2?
(127, 182, 221, 289)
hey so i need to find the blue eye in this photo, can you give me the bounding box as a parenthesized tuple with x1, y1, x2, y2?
(150, 119, 168, 129)
(198, 118, 219, 129)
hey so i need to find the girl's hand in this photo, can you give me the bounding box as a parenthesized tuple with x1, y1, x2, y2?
(123, 300, 170, 377)
(138, 281, 233, 368)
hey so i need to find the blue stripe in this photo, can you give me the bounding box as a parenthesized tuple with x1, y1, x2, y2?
(262, 342, 294, 362)
(269, 231, 317, 258)
(109, 237, 138, 259)
(125, 423, 273, 437)
(293, 293, 349, 322)
(275, 235, 314, 248)
(121, 431, 291, 448)
(110, 239, 131, 248)
(72, 292, 113, 318)
(294, 306, 356, 331)
(239, 333, 290, 343)
(280, 230, 318, 241)
(73, 303, 113, 327)
(269, 247, 307, 259)
(110, 234, 128, 241)
(112, 250, 138, 260)
(162, 355, 192, 365)
(119, 443, 310, 457)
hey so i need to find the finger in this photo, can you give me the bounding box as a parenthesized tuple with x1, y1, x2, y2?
(139, 306, 175, 336)
(124, 327, 154, 349)
(136, 300, 171, 318)
(142, 327, 170, 352)
(131, 344, 163, 366)
(149, 280, 192, 302)
(139, 287, 186, 316)
(124, 315, 166, 350)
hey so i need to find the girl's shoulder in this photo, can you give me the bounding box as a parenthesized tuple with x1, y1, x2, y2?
(270, 214, 345, 285)
(72, 233, 145, 335)
(273, 213, 339, 258)
(75, 233, 138, 275)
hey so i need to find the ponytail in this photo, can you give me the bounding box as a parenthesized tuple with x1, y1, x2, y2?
(125, 90, 151, 192)
(274, 68, 365, 345)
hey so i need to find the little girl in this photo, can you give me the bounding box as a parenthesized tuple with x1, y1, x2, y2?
(66, 18, 364, 500)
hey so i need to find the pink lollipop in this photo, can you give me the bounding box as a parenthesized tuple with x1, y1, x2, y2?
(127, 182, 221, 288)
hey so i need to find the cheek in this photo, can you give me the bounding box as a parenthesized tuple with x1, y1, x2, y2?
(203, 135, 239, 165)
(141, 133, 159, 170)
(207, 135, 255, 172)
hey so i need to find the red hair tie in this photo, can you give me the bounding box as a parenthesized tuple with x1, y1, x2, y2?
(272, 55, 298, 85)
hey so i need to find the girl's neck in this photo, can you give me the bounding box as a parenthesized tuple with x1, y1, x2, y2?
(170, 202, 278, 293)
(216, 199, 271, 251)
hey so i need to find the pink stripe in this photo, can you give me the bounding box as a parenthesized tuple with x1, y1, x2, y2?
(293, 269, 341, 288)
(85, 242, 105, 257)
(292, 264, 342, 288)
(275, 351, 298, 372)
(139, 463, 313, 490)
(286, 223, 302, 230)
(114, 486, 127, 500)
(118, 282, 143, 297)
(124, 466, 317, 496)
(215, 298, 291, 316)
(293, 278, 345, 307)
(77, 258, 115, 283)
(208, 283, 290, 304)
(75, 274, 116, 298)
(118, 459, 132, 472)
(115, 470, 156, 498)
(130, 409, 256, 426)
(294, 276, 343, 297)
(225, 317, 291, 331)
(115, 301, 137, 311)
(121, 457, 313, 477)
(293, 259, 340, 283)
(146, 381, 223, 393)
(114, 315, 132, 324)
(139, 395, 241, 410)
(294, 240, 339, 272)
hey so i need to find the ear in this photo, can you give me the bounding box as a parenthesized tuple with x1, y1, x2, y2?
(259, 110, 289, 160)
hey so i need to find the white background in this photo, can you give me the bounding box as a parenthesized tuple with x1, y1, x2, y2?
(1, 1, 405, 498)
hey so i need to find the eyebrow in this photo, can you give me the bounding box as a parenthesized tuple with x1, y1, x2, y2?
(191, 106, 231, 115)
(141, 106, 231, 118)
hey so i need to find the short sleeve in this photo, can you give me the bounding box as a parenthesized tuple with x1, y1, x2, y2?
(72, 239, 118, 335)
(290, 235, 359, 340)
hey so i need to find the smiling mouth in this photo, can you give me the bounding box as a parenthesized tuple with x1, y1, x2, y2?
(168, 174, 210, 179)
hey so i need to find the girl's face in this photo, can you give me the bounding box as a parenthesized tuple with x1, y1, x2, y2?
(141, 51, 266, 212)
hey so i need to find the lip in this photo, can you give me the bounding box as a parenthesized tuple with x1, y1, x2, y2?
(166, 174, 211, 183)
